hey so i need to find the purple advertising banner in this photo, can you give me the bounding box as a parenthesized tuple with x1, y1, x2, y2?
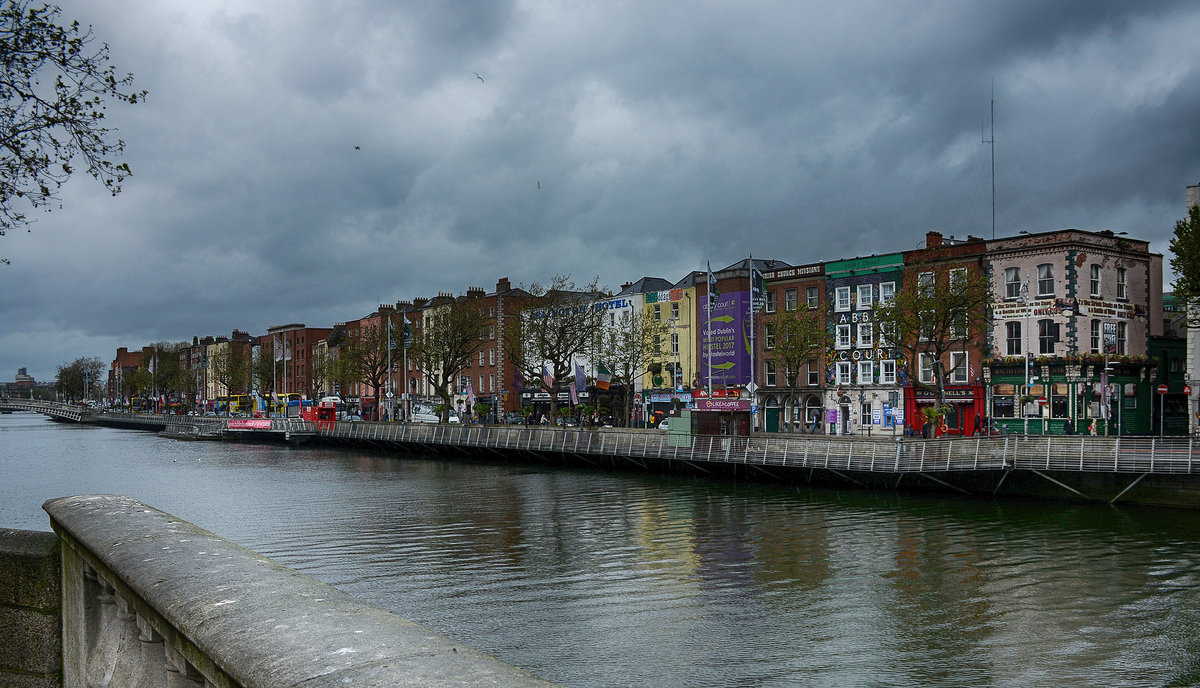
(701, 291, 751, 386)
(696, 398, 751, 411)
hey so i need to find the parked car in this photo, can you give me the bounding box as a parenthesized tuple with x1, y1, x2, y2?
(658, 420, 669, 431)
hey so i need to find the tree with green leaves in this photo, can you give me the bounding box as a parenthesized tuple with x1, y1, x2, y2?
(343, 314, 398, 419)
(411, 298, 485, 423)
(1169, 204, 1200, 326)
(0, 1, 146, 243)
(761, 307, 828, 432)
(54, 355, 103, 402)
(210, 344, 251, 413)
(506, 275, 606, 425)
(873, 254, 991, 411)
(595, 307, 668, 427)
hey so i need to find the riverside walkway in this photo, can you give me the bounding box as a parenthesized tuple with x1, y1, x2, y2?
(6, 399, 1199, 507)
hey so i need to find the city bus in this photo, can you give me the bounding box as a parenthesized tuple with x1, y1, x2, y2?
(229, 394, 253, 415)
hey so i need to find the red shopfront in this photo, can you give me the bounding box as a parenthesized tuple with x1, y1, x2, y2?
(904, 384, 986, 436)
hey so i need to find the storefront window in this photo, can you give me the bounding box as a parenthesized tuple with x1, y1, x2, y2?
(993, 384, 1015, 418)
(1051, 383, 1069, 419)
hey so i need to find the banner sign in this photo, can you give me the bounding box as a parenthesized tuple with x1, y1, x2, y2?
(701, 291, 751, 386)
(228, 419, 271, 430)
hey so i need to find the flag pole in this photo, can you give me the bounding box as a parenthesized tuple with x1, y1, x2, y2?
(706, 262, 714, 399)
(749, 254, 756, 432)
(387, 314, 393, 421)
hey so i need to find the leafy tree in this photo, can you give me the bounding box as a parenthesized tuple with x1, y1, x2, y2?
(411, 297, 485, 423)
(141, 341, 185, 402)
(54, 355, 103, 401)
(209, 344, 250, 412)
(251, 341, 281, 396)
(506, 275, 606, 425)
(873, 254, 991, 411)
(307, 344, 334, 400)
(762, 307, 828, 432)
(0, 1, 146, 242)
(343, 314, 398, 419)
(596, 307, 668, 427)
(1169, 204, 1200, 326)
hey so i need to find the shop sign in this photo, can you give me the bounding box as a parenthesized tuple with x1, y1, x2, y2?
(696, 399, 750, 411)
(913, 387, 977, 403)
(649, 393, 692, 403)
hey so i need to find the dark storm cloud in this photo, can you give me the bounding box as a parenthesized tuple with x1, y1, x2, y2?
(2, 0, 1198, 380)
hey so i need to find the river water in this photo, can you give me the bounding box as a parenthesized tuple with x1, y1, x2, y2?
(4, 412, 1200, 687)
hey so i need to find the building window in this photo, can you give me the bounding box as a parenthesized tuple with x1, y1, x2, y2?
(1116, 267, 1128, 300)
(1091, 320, 1101, 353)
(835, 286, 851, 312)
(1090, 264, 1102, 297)
(807, 360, 819, 385)
(836, 362, 852, 385)
(857, 284, 873, 309)
(785, 288, 798, 311)
(1116, 321, 1127, 354)
(672, 333, 679, 355)
(879, 282, 896, 305)
(765, 361, 777, 387)
(765, 324, 776, 350)
(1051, 383, 1069, 419)
(918, 271, 934, 298)
(836, 324, 851, 349)
(992, 384, 1016, 418)
(653, 335, 661, 353)
(1038, 319, 1057, 355)
(806, 286, 819, 308)
(919, 354, 934, 384)
(1005, 267, 1022, 300)
(950, 268, 967, 291)
(488, 349, 495, 365)
(1037, 263, 1054, 297)
(857, 322, 873, 347)
(671, 302, 679, 319)
(858, 361, 873, 385)
(880, 359, 896, 385)
(1006, 321, 1022, 356)
(653, 304, 661, 321)
(765, 290, 777, 313)
(490, 374, 495, 391)
(489, 326, 495, 340)
(479, 350, 486, 366)
(950, 352, 968, 384)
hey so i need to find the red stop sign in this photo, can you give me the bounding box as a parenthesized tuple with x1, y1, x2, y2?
(1157, 384, 1168, 394)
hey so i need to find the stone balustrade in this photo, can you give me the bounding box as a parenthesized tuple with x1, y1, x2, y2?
(43, 495, 558, 688)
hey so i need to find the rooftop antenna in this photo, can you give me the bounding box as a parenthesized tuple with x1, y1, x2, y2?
(982, 82, 995, 239)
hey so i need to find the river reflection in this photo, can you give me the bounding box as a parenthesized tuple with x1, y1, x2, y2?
(4, 413, 1200, 687)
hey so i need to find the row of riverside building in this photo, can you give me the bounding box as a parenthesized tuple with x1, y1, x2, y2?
(107, 191, 1200, 436)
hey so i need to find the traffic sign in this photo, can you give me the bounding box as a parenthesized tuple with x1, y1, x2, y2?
(1157, 384, 1168, 394)
(1186, 385, 1193, 395)
(1037, 396, 1048, 406)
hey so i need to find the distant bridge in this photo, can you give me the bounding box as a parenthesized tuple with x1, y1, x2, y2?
(0, 398, 94, 422)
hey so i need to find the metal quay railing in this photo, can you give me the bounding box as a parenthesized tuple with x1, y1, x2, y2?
(315, 423, 1200, 476)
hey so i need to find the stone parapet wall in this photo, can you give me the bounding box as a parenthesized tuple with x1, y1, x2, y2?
(44, 494, 558, 688)
(0, 529, 63, 688)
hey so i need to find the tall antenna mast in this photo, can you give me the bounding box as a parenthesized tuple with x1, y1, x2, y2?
(982, 83, 995, 239)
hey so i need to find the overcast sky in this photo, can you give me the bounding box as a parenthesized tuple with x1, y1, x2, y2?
(3, 0, 1199, 382)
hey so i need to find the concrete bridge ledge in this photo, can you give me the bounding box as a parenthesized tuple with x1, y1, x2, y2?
(44, 494, 558, 688)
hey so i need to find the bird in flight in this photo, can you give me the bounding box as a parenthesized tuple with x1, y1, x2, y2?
(475, 72, 485, 83)
(354, 146, 361, 150)
(537, 181, 540, 190)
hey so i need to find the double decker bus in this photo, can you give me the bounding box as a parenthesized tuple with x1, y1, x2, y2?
(229, 394, 253, 415)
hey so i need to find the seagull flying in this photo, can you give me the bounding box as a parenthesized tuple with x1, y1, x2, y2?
(354, 145, 361, 150)
(474, 72, 485, 83)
